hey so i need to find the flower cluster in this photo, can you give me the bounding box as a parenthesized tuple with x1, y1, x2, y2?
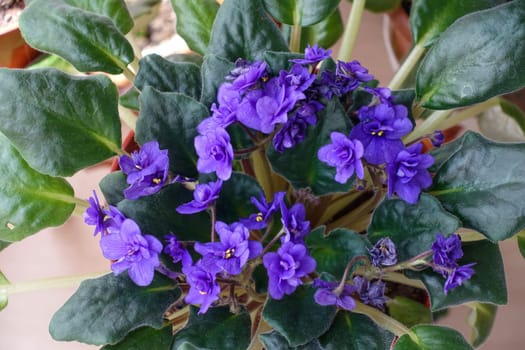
(82, 45, 471, 317)
(431, 233, 476, 294)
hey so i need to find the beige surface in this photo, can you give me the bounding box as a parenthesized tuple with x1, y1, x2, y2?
(0, 4, 523, 350)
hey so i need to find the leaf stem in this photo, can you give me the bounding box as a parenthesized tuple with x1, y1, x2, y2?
(1, 271, 108, 295)
(404, 110, 451, 144)
(388, 43, 426, 90)
(251, 148, 274, 201)
(337, 0, 366, 61)
(353, 301, 414, 337)
(438, 97, 499, 131)
(289, 6, 303, 52)
(121, 65, 136, 83)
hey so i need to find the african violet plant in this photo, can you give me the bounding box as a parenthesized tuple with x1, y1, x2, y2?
(1, 0, 525, 349)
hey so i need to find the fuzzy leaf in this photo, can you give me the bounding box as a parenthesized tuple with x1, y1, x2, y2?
(263, 0, 340, 26)
(467, 302, 497, 347)
(393, 325, 472, 350)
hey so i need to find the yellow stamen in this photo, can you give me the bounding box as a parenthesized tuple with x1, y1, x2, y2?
(225, 248, 235, 259)
(152, 178, 162, 184)
(255, 213, 264, 222)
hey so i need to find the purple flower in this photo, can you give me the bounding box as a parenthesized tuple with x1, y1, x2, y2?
(240, 191, 285, 230)
(195, 221, 262, 275)
(318, 132, 365, 184)
(291, 44, 332, 65)
(444, 263, 476, 295)
(231, 60, 267, 93)
(353, 276, 387, 310)
(431, 233, 464, 272)
(279, 64, 316, 94)
(176, 180, 222, 214)
(263, 241, 316, 299)
(83, 190, 106, 236)
(350, 101, 413, 165)
(430, 130, 445, 147)
(104, 205, 126, 234)
(334, 60, 374, 95)
(313, 279, 356, 310)
(119, 141, 169, 200)
(198, 84, 241, 133)
(164, 233, 187, 264)
(195, 127, 234, 180)
(280, 202, 310, 243)
(386, 143, 434, 204)
(99, 219, 162, 286)
(183, 259, 221, 314)
(369, 237, 397, 267)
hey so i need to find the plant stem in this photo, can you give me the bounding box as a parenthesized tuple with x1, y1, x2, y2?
(210, 206, 217, 242)
(251, 148, 274, 201)
(337, 0, 366, 61)
(2, 271, 108, 295)
(404, 110, 451, 144)
(353, 301, 414, 338)
(388, 43, 426, 90)
(121, 65, 136, 83)
(438, 97, 499, 131)
(289, 5, 303, 52)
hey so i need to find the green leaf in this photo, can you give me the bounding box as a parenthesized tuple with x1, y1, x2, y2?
(0, 241, 10, 251)
(306, 227, 369, 279)
(467, 302, 497, 348)
(429, 131, 525, 241)
(101, 326, 173, 350)
(0, 132, 75, 242)
(118, 183, 211, 242)
(50, 273, 180, 346)
(499, 98, 525, 134)
(170, 0, 219, 56)
(215, 172, 263, 223)
(20, 0, 134, 74)
(416, 1, 525, 109)
(368, 194, 461, 261)
(62, 0, 134, 34)
(135, 54, 202, 100)
(120, 87, 140, 111)
(393, 325, 472, 350)
(263, 0, 340, 26)
(172, 306, 251, 350)
(412, 239, 507, 311)
(263, 285, 337, 346)
(208, 0, 288, 62)
(349, 0, 401, 13)
(0, 270, 9, 311)
(0, 68, 121, 176)
(387, 296, 432, 328)
(410, 0, 505, 47)
(136, 88, 209, 177)
(517, 231, 525, 259)
(200, 54, 235, 108)
(259, 331, 323, 350)
(319, 312, 394, 350)
(264, 51, 303, 74)
(302, 8, 343, 50)
(99, 171, 127, 206)
(267, 99, 353, 195)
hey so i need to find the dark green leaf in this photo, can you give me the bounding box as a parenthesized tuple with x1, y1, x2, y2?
(50, 273, 180, 346)
(136, 88, 209, 177)
(62, 0, 134, 34)
(208, 0, 288, 62)
(517, 231, 525, 259)
(412, 239, 507, 311)
(387, 296, 432, 328)
(264, 51, 304, 74)
(200, 54, 235, 108)
(0, 132, 75, 242)
(499, 98, 525, 134)
(267, 99, 353, 195)
(118, 183, 211, 242)
(172, 306, 251, 350)
(263, 0, 339, 26)
(0, 68, 121, 176)
(306, 227, 369, 279)
(263, 285, 337, 346)
(0, 241, 10, 251)
(101, 326, 173, 350)
(20, 0, 134, 74)
(99, 171, 127, 206)
(392, 90, 416, 126)
(135, 54, 202, 100)
(165, 52, 204, 66)
(416, 1, 525, 109)
(368, 194, 461, 261)
(215, 172, 263, 223)
(319, 312, 394, 350)
(467, 302, 497, 347)
(410, 0, 505, 47)
(393, 325, 472, 350)
(349, 0, 401, 13)
(302, 8, 343, 50)
(170, 0, 219, 56)
(120, 87, 140, 111)
(259, 331, 323, 350)
(0, 271, 9, 311)
(429, 131, 525, 241)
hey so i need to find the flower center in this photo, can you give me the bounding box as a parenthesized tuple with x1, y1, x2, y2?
(224, 248, 235, 259)
(255, 212, 264, 222)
